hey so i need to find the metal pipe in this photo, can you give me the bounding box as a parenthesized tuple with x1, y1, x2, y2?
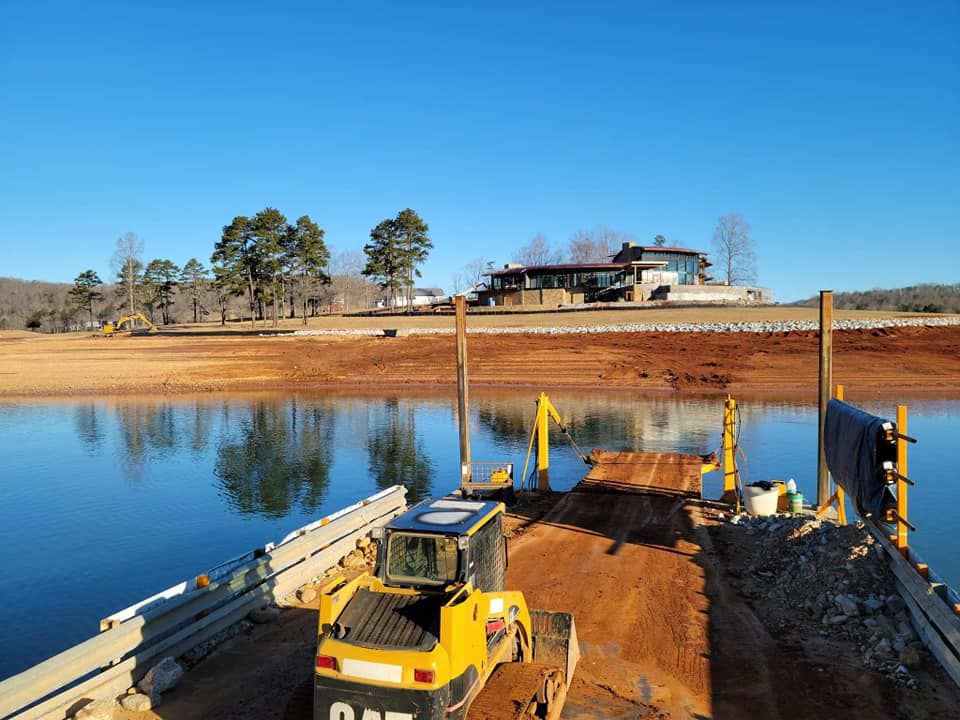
(455, 296, 471, 484)
(896, 404, 910, 555)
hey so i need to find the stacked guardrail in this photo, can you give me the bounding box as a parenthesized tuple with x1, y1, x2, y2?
(0, 486, 407, 720)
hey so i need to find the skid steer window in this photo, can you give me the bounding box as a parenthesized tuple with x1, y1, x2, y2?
(386, 533, 459, 586)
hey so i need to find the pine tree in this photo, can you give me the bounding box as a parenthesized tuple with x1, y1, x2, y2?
(363, 219, 406, 306)
(394, 209, 431, 311)
(363, 210, 431, 309)
(212, 216, 259, 328)
(250, 208, 289, 328)
(143, 259, 180, 324)
(285, 215, 330, 324)
(180, 258, 208, 323)
(67, 270, 103, 328)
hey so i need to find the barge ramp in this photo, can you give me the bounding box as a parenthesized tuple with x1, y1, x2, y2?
(100, 451, 960, 720)
(506, 450, 710, 718)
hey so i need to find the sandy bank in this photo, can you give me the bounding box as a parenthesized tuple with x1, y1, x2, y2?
(1, 322, 959, 398)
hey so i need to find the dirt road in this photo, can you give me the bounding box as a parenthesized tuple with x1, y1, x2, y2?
(3, 324, 960, 397)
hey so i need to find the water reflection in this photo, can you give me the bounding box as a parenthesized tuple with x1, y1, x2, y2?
(214, 399, 334, 518)
(2, 391, 960, 681)
(366, 398, 434, 502)
(475, 394, 720, 458)
(73, 402, 104, 452)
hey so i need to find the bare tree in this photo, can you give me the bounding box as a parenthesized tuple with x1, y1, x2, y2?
(463, 257, 491, 290)
(568, 230, 598, 263)
(513, 233, 563, 266)
(111, 232, 145, 313)
(568, 226, 629, 263)
(329, 250, 378, 311)
(712, 213, 756, 285)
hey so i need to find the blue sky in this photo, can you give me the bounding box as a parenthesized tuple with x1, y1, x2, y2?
(0, 1, 956, 301)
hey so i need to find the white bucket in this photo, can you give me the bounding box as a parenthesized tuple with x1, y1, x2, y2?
(743, 485, 779, 517)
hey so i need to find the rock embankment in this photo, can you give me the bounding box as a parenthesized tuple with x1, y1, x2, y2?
(718, 512, 928, 688)
(292, 316, 960, 337)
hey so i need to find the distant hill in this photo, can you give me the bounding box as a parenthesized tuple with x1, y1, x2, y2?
(795, 283, 960, 314)
(0, 277, 78, 332)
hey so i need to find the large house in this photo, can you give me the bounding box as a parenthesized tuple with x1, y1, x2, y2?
(477, 241, 771, 307)
(478, 242, 706, 306)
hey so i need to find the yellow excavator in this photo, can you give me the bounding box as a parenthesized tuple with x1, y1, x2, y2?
(314, 498, 578, 720)
(102, 312, 157, 335)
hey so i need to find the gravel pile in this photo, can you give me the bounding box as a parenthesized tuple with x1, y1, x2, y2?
(721, 512, 926, 688)
(292, 316, 960, 338)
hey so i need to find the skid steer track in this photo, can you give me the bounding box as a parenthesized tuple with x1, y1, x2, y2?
(467, 663, 566, 720)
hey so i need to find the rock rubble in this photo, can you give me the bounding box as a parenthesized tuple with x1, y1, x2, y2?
(720, 512, 927, 688)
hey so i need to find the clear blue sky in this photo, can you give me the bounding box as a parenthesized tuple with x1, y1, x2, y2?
(0, 1, 957, 301)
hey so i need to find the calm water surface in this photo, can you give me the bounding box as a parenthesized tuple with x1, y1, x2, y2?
(1, 391, 957, 679)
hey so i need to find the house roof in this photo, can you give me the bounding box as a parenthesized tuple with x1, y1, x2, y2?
(413, 288, 445, 296)
(487, 262, 628, 277)
(615, 245, 706, 256)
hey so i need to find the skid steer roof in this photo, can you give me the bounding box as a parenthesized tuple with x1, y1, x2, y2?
(386, 497, 502, 537)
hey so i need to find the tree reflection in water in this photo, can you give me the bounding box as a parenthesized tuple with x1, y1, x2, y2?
(114, 401, 180, 479)
(215, 399, 334, 518)
(366, 398, 434, 502)
(73, 402, 104, 453)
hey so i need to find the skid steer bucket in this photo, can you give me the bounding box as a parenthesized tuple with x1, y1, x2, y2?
(529, 609, 579, 686)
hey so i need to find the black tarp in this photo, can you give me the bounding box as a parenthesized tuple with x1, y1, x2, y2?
(823, 399, 898, 517)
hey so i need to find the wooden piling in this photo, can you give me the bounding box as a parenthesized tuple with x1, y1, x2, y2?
(455, 296, 471, 482)
(817, 290, 833, 507)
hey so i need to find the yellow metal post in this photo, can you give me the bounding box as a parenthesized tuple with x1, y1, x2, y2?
(834, 384, 847, 525)
(720, 396, 738, 505)
(536, 393, 550, 491)
(455, 296, 471, 487)
(896, 404, 909, 556)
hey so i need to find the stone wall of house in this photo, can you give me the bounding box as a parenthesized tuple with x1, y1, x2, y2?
(651, 285, 774, 303)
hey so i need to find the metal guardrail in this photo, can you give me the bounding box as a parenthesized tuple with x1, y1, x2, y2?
(0, 486, 407, 720)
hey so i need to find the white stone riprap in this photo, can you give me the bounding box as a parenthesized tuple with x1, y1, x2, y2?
(291, 316, 960, 338)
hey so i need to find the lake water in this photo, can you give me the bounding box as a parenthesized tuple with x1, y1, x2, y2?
(1, 391, 957, 680)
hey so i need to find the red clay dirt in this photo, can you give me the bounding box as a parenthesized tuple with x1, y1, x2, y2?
(2, 326, 960, 397)
(504, 451, 960, 720)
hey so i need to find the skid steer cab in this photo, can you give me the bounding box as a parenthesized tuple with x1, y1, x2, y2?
(314, 498, 578, 720)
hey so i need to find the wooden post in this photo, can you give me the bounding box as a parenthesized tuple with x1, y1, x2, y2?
(817, 290, 833, 507)
(455, 296, 471, 485)
(896, 404, 909, 556)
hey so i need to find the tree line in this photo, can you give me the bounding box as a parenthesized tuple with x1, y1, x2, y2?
(2, 207, 437, 332)
(2, 209, 762, 332)
(797, 284, 960, 314)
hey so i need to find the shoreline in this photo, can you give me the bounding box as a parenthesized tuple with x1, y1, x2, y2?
(2, 324, 959, 399)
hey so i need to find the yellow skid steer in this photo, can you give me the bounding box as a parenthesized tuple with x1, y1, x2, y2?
(313, 498, 578, 720)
